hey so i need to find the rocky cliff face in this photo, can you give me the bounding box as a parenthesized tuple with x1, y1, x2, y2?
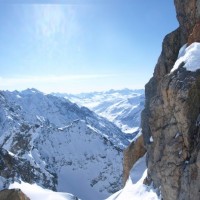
(123, 134, 146, 185)
(0, 189, 30, 200)
(141, 0, 200, 200)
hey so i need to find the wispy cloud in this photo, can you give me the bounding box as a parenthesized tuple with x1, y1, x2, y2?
(0, 74, 117, 86)
(0, 74, 144, 94)
(33, 5, 78, 40)
(0, 74, 118, 93)
(29, 4, 81, 59)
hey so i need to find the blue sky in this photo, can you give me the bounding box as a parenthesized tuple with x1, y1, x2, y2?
(0, 0, 178, 93)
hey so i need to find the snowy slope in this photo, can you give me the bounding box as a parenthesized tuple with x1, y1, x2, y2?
(0, 89, 129, 200)
(106, 155, 160, 200)
(53, 89, 144, 135)
(9, 181, 79, 200)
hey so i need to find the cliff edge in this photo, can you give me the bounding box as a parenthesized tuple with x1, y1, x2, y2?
(141, 0, 200, 199)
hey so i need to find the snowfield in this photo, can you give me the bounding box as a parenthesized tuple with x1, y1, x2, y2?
(106, 155, 160, 200)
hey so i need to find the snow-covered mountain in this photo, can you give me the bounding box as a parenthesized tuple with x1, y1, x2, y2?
(53, 89, 144, 136)
(0, 89, 130, 200)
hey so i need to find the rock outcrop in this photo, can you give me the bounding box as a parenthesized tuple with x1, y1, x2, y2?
(141, 0, 200, 200)
(123, 135, 146, 185)
(0, 189, 30, 200)
(188, 22, 200, 44)
(0, 148, 57, 190)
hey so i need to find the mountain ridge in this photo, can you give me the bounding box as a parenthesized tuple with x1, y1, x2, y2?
(52, 88, 144, 136)
(0, 89, 129, 200)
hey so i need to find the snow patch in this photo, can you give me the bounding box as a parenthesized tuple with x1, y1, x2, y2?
(7, 151, 15, 156)
(7, 116, 13, 120)
(9, 181, 79, 200)
(175, 132, 180, 139)
(36, 115, 45, 123)
(16, 95, 22, 98)
(131, 129, 142, 142)
(106, 155, 160, 200)
(178, 44, 187, 59)
(171, 42, 200, 72)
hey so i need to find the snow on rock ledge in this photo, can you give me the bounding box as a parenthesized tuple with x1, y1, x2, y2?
(106, 155, 160, 200)
(171, 42, 200, 73)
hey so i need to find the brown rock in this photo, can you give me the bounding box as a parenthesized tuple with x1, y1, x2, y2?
(123, 135, 146, 185)
(174, 0, 200, 43)
(153, 28, 181, 79)
(188, 22, 200, 44)
(141, 0, 200, 199)
(0, 189, 30, 200)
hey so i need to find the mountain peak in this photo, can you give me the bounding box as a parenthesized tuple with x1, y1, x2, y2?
(21, 88, 42, 95)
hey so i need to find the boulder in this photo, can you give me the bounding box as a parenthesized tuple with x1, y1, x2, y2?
(0, 189, 30, 200)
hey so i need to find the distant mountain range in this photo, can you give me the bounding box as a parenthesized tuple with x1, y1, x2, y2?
(53, 89, 145, 137)
(0, 89, 130, 200)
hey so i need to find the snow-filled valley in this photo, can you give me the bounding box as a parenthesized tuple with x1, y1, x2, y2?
(53, 89, 144, 136)
(0, 89, 131, 200)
